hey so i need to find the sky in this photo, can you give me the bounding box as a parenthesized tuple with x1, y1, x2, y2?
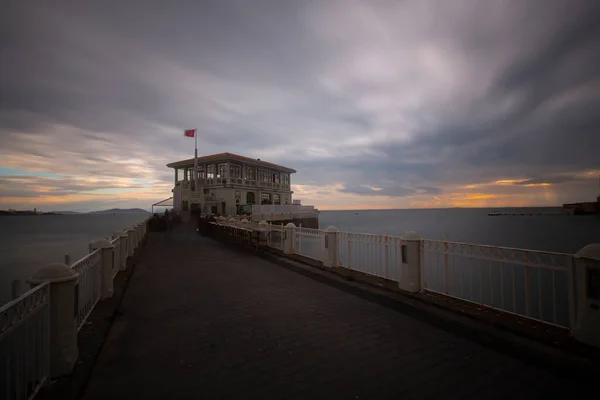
(1, 0, 599, 212)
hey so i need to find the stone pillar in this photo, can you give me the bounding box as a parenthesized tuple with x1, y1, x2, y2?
(572, 244, 600, 348)
(284, 222, 296, 254)
(127, 226, 136, 255)
(90, 239, 115, 299)
(323, 225, 339, 268)
(29, 263, 78, 377)
(113, 230, 129, 271)
(135, 223, 141, 246)
(399, 231, 422, 293)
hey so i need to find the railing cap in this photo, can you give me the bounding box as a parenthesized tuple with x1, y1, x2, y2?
(401, 231, 421, 241)
(90, 239, 114, 250)
(30, 262, 77, 284)
(576, 243, 600, 261)
(325, 225, 339, 232)
(113, 230, 127, 238)
(241, 218, 249, 223)
(228, 218, 236, 222)
(259, 220, 269, 226)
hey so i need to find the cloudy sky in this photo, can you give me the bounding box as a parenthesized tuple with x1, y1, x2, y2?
(1, 0, 599, 211)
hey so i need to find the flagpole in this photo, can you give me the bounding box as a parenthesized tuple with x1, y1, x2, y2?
(194, 129, 199, 212)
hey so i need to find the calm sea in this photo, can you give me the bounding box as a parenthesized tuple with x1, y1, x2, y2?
(1, 208, 599, 306)
(0, 214, 149, 305)
(319, 207, 600, 254)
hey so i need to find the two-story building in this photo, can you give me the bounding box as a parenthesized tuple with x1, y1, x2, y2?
(167, 152, 296, 217)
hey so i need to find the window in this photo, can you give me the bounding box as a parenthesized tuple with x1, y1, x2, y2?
(272, 172, 280, 183)
(282, 174, 289, 185)
(246, 192, 256, 205)
(197, 165, 205, 179)
(230, 163, 242, 179)
(258, 169, 272, 182)
(186, 168, 193, 181)
(273, 193, 280, 204)
(206, 164, 215, 179)
(244, 166, 255, 180)
(217, 163, 227, 178)
(261, 193, 271, 204)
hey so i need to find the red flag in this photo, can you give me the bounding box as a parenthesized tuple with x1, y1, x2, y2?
(184, 129, 196, 138)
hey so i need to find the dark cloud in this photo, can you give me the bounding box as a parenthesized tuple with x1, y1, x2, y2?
(1, 0, 599, 209)
(339, 184, 442, 198)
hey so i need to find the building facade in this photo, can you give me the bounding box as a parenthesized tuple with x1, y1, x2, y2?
(167, 153, 296, 217)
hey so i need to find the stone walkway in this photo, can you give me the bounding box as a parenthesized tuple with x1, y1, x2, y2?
(82, 226, 580, 399)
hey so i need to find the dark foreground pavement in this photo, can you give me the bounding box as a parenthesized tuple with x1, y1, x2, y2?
(82, 226, 581, 400)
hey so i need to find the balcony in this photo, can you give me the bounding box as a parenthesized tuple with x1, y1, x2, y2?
(178, 179, 290, 190)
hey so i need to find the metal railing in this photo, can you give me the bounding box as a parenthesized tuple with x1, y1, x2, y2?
(70, 250, 102, 330)
(293, 227, 325, 261)
(0, 283, 51, 400)
(267, 224, 285, 251)
(337, 232, 404, 282)
(421, 240, 573, 328)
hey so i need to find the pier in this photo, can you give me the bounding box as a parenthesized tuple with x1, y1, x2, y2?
(2, 217, 600, 399)
(488, 211, 566, 216)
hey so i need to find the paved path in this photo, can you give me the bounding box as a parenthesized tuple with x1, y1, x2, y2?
(83, 226, 577, 399)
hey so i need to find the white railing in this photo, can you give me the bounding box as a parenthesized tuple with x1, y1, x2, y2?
(0, 283, 51, 400)
(260, 226, 577, 329)
(267, 224, 285, 251)
(337, 232, 404, 282)
(251, 204, 319, 222)
(70, 250, 102, 330)
(293, 228, 325, 261)
(253, 204, 316, 214)
(110, 237, 120, 279)
(421, 240, 573, 328)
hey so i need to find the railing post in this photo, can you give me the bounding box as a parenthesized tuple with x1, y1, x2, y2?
(572, 244, 600, 348)
(126, 227, 136, 257)
(29, 263, 78, 377)
(323, 225, 339, 268)
(135, 223, 142, 247)
(399, 231, 422, 293)
(113, 230, 128, 271)
(90, 239, 115, 299)
(141, 218, 147, 238)
(284, 222, 296, 254)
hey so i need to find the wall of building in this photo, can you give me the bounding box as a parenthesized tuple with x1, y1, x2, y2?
(173, 184, 182, 214)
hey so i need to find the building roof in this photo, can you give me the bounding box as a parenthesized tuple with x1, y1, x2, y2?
(166, 152, 297, 173)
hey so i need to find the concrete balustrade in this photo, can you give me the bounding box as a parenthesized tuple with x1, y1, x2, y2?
(126, 227, 136, 257)
(13, 218, 150, 385)
(399, 231, 422, 293)
(90, 239, 115, 299)
(29, 263, 79, 377)
(284, 222, 296, 254)
(323, 225, 339, 268)
(136, 223, 143, 246)
(114, 230, 129, 270)
(573, 244, 600, 348)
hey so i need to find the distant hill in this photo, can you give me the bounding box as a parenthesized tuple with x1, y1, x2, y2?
(87, 208, 149, 214)
(51, 211, 80, 215)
